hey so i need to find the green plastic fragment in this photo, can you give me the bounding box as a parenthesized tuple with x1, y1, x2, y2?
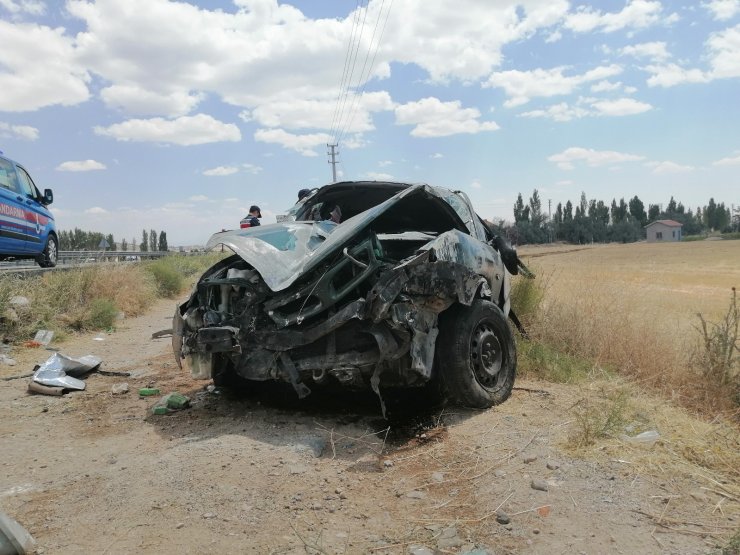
(139, 388, 160, 396)
(165, 392, 190, 410)
(152, 405, 168, 415)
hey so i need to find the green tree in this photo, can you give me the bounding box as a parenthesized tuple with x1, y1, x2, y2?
(106, 233, 115, 251)
(648, 204, 660, 222)
(121, 238, 128, 251)
(149, 229, 157, 252)
(158, 231, 168, 251)
(140, 229, 149, 252)
(628, 196, 647, 227)
(513, 193, 527, 223)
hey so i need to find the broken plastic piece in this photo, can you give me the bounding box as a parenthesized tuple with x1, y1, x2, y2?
(33, 330, 54, 346)
(31, 353, 102, 391)
(139, 388, 160, 396)
(0, 510, 36, 554)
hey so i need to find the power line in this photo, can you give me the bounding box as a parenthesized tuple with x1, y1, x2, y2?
(328, 0, 362, 139)
(332, 0, 369, 144)
(336, 0, 394, 145)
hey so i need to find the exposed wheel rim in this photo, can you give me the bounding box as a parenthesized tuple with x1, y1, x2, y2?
(470, 321, 504, 390)
(48, 239, 58, 264)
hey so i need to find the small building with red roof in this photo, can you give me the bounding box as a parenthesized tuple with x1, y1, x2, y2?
(645, 219, 683, 242)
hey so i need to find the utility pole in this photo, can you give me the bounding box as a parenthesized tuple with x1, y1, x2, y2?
(548, 198, 552, 243)
(327, 143, 339, 182)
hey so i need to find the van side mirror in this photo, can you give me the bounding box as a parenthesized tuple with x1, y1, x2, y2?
(43, 188, 53, 205)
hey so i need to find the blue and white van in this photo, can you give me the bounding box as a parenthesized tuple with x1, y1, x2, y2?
(0, 153, 57, 267)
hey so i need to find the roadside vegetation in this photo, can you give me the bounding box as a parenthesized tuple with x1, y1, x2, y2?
(0, 253, 225, 341)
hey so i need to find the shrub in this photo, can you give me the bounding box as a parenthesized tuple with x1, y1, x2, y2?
(146, 259, 185, 297)
(85, 298, 118, 330)
(692, 288, 740, 406)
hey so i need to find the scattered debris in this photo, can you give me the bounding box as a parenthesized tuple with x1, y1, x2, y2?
(621, 430, 660, 446)
(139, 388, 161, 397)
(9, 296, 30, 309)
(408, 546, 434, 555)
(406, 490, 426, 500)
(495, 511, 511, 525)
(33, 330, 54, 346)
(22, 341, 41, 349)
(0, 510, 35, 554)
(524, 455, 538, 464)
(27, 381, 64, 397)
(0, 354, 17, 367)
(531, 479, 549, 492)
(151, 329, 173, 339)
(93, 336, 105, 341)
(28, 353, 103, 395)
(151, 392, 191, 415)
(111, 383, 129, 395)
(546, 461, 560, 470)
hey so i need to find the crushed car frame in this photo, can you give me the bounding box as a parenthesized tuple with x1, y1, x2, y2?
(173, 181, 531, 412)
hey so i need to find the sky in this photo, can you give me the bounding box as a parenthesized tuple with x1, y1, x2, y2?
(0, 0, 739, 246)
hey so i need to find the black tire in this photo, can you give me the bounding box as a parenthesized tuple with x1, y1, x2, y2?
(37, 235, 58, 268)
(435, 299, 516, 408)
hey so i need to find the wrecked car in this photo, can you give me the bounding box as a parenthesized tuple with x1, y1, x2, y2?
(173, 181, 531, 411)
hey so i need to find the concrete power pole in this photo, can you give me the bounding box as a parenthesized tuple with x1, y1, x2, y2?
(548, 198, 552, 243)
(327, 143, 339, 182)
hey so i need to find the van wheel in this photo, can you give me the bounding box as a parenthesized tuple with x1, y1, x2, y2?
(436, 299, 516, 408)
(37, 235, 58, 268)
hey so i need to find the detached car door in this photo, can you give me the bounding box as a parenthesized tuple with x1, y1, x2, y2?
(15, 165, 52, 255)
(0, 157, 28, 254)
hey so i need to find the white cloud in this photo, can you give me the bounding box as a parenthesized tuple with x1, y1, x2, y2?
(394, 97, 499, 137)
(485, 65, 622, 107)
(94, 114, 241, 145)
(645, 161, 695, 174)
(590, 80, 622, 92)
(713, 151, 740, 166)
(644, 24, 740, 86)
(548, 147, 645, 170)
(203, 166, 238, 176)
(0, 0, 45, 16)
(0, 21, 89, 111)
(707, 23, 740, 78)
(520, 97, 652, 121)
(189, 195, 209, 201)
(242, 163, 262, 174)
(0, 121, 38, 140)
(85, 206, 108, 214)
(620, 41, 671, 61)
(470, 179, 482, 189)
(100, 85, 204, 117)
(56, 160, 107, 172)
(378, 160, 392, 167)
(254, 128, 331, 157)
(589, 97, 652, 116)
(645, 63, 710, 87)
(564, 0, 669, 34)
(545, 30, 562, 43)
(704, 0, 740, 20)
(363, 172, 394, 181)
(430, 153, 444, 159)
(556, 179, 574, 186)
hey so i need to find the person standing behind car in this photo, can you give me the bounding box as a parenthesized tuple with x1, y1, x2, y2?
(240, 205, 261, 228)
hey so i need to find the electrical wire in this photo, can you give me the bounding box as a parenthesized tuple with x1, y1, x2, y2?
(328, 0, 362, 140)
(336, 0, 393, 145)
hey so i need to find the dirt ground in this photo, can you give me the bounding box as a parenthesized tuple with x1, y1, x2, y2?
(1, 299, 737, 554)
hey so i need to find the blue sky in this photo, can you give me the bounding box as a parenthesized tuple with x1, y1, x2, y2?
(0, 0, 738, 245)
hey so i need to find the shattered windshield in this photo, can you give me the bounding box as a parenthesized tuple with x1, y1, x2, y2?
(239, 220, 338, 252)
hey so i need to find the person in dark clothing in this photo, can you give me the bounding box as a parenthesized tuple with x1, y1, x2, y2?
(298, 188, 311, 201)
(240, 205, 261, 228)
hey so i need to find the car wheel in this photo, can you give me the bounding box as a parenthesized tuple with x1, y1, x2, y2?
(436, 299, 516, 408)
(37, 235, 58, 268)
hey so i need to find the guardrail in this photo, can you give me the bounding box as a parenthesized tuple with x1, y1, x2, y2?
(0, 250, 208, 271)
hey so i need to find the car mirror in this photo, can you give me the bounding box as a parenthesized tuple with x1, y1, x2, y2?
(43, 188, 53, 205)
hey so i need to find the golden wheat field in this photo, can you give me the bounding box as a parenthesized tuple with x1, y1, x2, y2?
(520, 240, 740, 336)
(517, 240, 740, 414)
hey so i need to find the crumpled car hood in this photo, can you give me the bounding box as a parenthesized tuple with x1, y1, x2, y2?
(207, 184, 465, 292)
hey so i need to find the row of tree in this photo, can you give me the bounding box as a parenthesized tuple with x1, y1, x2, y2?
(506, 190, 737, 245)
(57, 228, 168, 252)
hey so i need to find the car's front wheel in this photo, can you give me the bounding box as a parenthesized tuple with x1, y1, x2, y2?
(436, 299, 516, 408)
(37, 235, 58, 268)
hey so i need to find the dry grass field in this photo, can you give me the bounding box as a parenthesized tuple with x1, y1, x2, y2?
(517, 240, 740, 415)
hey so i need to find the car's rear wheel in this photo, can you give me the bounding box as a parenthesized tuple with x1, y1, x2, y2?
(435, 299, 516, 408)
(37, 235, 58, 268)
